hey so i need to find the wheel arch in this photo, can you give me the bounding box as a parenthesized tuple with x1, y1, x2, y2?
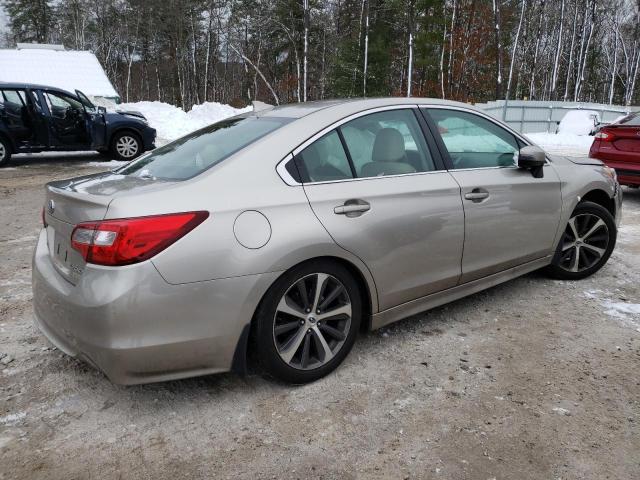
(581, 189, 616, 217)
(109, 127, 143, 146)
(231, 255, 376, 375)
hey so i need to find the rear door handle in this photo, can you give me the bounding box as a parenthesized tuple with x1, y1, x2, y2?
(334, 201, 370, 215)
(464, 189, 490, 202)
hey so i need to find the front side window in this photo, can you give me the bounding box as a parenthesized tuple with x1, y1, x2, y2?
(425, 109, 519, 169)
(44, 92, 83, 118)
(119, 115, 290, 180)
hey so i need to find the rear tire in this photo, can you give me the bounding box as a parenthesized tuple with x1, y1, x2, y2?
(546, 201, 616, 280)
(254, 260, 362, 384)
(0, 137, 11, 167)
(110, 131, 142, 161)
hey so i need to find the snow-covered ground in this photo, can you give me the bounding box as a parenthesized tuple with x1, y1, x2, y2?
(117, 101, 251, 145)
(526, 132, 594, 157)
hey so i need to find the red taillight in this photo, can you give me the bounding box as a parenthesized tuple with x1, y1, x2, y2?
(41, 207, 47, 228)
(595, 130, 615, 141)
(71, 211, 209, 266)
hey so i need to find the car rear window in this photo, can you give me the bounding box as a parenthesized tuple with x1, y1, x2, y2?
(118, 115, 291, 180)
(616, 113, 639, 126)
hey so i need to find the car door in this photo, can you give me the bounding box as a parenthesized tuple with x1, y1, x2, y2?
(292, 107, 465, 311)
(76, 90, 107, 149)
(41, 90, 90, 147)
(0, 88, 33, 144)
(422, 107, 562, 283)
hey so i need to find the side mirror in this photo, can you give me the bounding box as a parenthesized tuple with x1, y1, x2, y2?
(517, 146, 546, 178)
(97, 106, 107, 115)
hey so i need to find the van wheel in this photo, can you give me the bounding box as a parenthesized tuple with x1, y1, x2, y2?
(546, 201, 616, 280)
(0, 137, 11, 167)
(254, 260, 362, 384)
(110, 132, 142, 161)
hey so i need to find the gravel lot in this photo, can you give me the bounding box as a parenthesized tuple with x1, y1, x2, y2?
(1, 154, 639, 479)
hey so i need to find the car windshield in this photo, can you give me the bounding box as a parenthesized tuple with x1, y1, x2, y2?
(118, 115, 291, 180)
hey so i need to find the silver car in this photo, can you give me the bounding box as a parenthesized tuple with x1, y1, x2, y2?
(32, 98, 622, 385)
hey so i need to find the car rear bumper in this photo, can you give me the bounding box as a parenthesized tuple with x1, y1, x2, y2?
(32, 229, 280, 384)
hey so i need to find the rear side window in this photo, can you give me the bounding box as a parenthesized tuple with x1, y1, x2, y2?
(292, 108, 437, 183)
(294, 130, 354, 182)
(426, 109, 519, 169)
(119, 116, 290, 180)
(341, 109, 436, 177)
(1, 89, 26, 107)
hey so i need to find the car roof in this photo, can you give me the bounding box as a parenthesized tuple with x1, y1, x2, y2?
(0, 82, 76, 96)
(259, 97, 481, 119)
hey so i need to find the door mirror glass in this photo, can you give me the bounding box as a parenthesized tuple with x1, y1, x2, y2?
(97, 106, 107, 115)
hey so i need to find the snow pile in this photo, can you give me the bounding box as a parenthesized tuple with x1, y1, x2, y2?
(117, 101, 251, 145)
(557, 110, 599, 135)
(526, 132, 594, 157)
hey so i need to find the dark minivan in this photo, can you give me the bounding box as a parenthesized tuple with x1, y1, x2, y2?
(0, 83, 156, 166)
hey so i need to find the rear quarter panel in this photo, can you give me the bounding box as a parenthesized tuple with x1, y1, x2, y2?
(104, 133, 380, 312)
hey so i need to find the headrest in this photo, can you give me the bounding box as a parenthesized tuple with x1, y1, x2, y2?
(372, 128, 406, 163)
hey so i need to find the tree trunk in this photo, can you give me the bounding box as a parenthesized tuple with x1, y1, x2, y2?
(303, 0, 309, 102)
(550, 0, 565, 99)
(363, 0, 369, 97)
(505, 0, 526, 104)
(492, 0, 503, 99)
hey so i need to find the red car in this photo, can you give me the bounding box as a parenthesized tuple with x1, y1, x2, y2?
(589, 112, 640, 187)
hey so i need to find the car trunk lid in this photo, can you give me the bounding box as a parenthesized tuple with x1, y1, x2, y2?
(43, 172, 174, 284)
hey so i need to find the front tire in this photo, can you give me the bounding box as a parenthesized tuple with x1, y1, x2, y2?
(546, 201, 616, 280)
(0, 136, 11, 167)
(110, 131, 142, 161)
(254, 260, 362, 384)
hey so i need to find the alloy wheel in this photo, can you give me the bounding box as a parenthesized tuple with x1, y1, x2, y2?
(557, 213, 610, 273)
(0, 142, 5, 161)
(116, 135, 139, 158)
(273, 273, 352, 370)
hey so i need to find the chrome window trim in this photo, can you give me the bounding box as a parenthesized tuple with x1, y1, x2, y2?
(288, 168, 453, 187)
(276, 153, 300, 186)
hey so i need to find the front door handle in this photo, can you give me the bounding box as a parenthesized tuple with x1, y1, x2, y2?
(464, 189, 490, 202)
(334, 200, 370, 216)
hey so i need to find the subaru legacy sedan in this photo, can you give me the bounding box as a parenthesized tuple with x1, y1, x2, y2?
(32, 98, 621, 385)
